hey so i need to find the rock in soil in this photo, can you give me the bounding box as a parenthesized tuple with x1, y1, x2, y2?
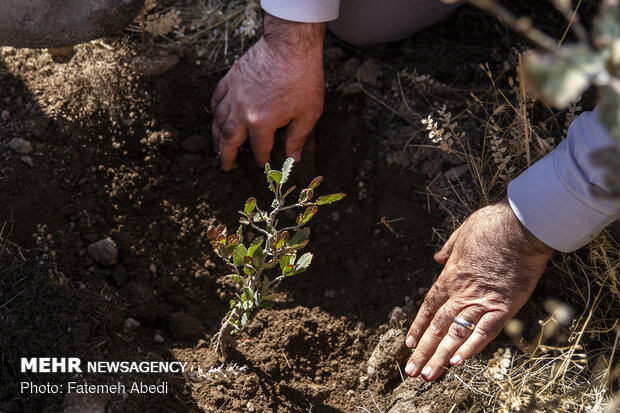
(9, 137, 33, 154)
(169, 312, 203, 339)
(20, 155, 34, 167)
(366, 328, 410, 382)
(87, 238, 118, 267)
(123, 317, 140, 333)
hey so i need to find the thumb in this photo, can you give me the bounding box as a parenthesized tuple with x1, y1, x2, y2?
(434, 227, 461, 264)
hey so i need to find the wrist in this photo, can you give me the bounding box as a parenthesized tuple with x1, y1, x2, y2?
(263, 13, 325, 55)
(499, 197, 554, 256)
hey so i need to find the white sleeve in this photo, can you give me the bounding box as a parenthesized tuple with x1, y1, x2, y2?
(508, 109, 619, 252)
(260, 0, 340, 23)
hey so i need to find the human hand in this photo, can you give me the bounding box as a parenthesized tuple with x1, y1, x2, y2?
(211, 14, 326, 171)
(404, 197, 553, 381)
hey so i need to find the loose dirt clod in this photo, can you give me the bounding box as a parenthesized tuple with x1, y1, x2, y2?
(8, 137, 33, 154)
(86, 238, 118, 267)
(367, 328, 410, 382)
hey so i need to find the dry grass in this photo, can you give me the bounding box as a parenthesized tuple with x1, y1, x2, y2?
(125, 0, 261, 66)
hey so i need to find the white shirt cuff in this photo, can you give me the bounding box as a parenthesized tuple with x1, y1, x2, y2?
(507, 110, 619, 252)
(261, 0, 340, 23)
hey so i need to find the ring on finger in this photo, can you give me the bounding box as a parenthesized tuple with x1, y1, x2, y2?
(453, 317, 476, 331)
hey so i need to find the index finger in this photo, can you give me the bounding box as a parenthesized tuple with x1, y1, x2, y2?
(406, 282, 449, 349)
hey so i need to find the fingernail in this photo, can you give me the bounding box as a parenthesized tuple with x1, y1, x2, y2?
(405, 335, 416, 348)
(421, 365, 432, 379)
(450, 354, 463, 366)
(405, 361, 415, 375)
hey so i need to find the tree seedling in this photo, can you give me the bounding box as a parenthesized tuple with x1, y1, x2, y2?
(207, 158, 345, 354)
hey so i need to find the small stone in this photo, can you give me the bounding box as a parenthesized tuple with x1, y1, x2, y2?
(324, 289, 336, 298)
(331, 211, 340, 221)
(9, 138, 33, 154)
(20, 155, 33, 167)
(417, 287, 426, 296)
(346, 389, 355, 397)
(154, 334, 165, 343)
(123, 317, 140, 333)
(1, 110, 9, 121)
(181, 135, 208, 153)
(172, 275, 180, 282)
(246, 401, 256, 412)
(149, 264, 157, 273)
(87, 238, 118, 266)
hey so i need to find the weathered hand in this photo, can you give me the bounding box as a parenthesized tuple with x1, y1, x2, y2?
(404, 197, 553, 381)
(210, 14, 326, 171)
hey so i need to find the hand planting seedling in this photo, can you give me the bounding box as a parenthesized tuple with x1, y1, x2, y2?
(207, 158, 345, 354)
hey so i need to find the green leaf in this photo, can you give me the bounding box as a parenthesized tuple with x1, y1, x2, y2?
(240, 312, 249, 327)
(243, 266, 253, 276)
(308, 176, 323, 190)
(281, 157, 295, 184)
(233, 245, 247, 266)
(269, 170, 283, 183)
(523, 46, 605, 108)
(289, 228, 310, 249)
(244, 197, 257, 214)
(316, 193, 346, 205)
(247, 236, 264, 259)
(290, 252, 313, 275)
(279, 253, 295, 271)
(271, 199, 279, 209)
(297, 205, 318, 225)
(229, 299, 236, 309)
(227, 273, 244, 283)
(299, 188, 314, 203)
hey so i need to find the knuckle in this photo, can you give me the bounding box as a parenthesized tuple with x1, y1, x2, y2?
(420, 302, 436, 320)
(476, 317, 504, 340)
(447, 324, 470, 341)
(220, 120, 237, 141)
(428, 320, 446, 339)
